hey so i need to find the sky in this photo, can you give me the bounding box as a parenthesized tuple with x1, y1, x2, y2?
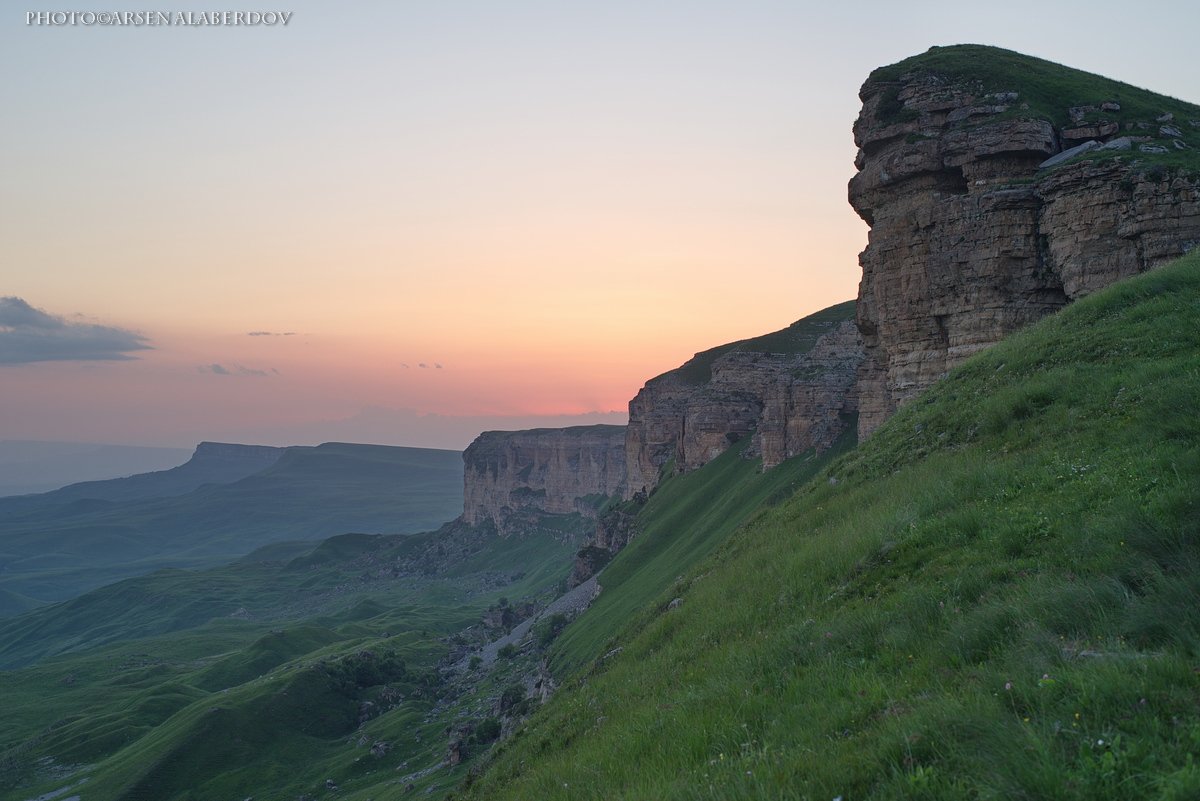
(3, 0, 1198, 449)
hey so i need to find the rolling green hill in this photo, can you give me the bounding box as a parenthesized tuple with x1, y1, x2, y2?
(458, 251, 1200, 800)
(0, 442, 464, 608)
(0, 517, 582, 800)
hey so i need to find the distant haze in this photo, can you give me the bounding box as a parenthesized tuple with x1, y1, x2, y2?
(0, 441, 192, 497)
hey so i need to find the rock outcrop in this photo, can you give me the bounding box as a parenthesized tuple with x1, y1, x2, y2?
(462, 47, 1200, 542)
(624, 302, 863, 497)
(850, 45, 1200, 436)
(568, 503, 641, 587)
(461, 425, 626, 530)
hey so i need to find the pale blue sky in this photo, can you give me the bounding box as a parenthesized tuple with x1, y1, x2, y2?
(2, 0, 1197, 446)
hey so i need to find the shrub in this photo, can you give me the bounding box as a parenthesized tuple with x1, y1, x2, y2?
(473, 716, 501, 744)
(534, 614, 569, 648)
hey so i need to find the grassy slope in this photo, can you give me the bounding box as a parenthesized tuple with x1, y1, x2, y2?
(553, 428, 856, 676)
(0, 442, 464, 606)
(459, 252, 1200, 800)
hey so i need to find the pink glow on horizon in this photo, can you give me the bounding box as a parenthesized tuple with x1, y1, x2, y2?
(8, 3, 1190, 447)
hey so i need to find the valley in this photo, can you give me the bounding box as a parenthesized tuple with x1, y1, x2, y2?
(2, 44, 1199, 801)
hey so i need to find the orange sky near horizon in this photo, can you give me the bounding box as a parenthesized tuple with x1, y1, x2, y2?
(4, 1, 1198, 448)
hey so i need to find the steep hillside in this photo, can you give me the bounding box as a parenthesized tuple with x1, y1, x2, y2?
(459, 252, 1200, 799)
(851, 44, 1200, 436)
(0, 443, 463, 607)
(554, 426, 856, 676)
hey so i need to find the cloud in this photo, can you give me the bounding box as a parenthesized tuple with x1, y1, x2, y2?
(0, 297, 151, 365)
(247, 331, 296, 337)
(200, 363, 274, 377)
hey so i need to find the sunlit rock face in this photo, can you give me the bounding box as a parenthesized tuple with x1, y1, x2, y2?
(850, 62, 1200, 437)
(623, 304, 864, 498)
(461, 425, 626, 530)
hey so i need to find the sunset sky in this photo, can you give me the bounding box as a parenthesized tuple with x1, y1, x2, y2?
(3, 0, 1198, 448)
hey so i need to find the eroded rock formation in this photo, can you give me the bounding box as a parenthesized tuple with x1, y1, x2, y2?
(623, 303, 864, 497)
(462, 47, 1200, 546)
(461, 425, 626, 530)
(850, 50, 1200, 436)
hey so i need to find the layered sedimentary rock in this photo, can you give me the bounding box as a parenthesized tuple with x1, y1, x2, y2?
(461, 425, 626, 530)
(624, 303, 864, 497)
(850, 48, 1200, 436)
(464, 48, 1200, 540)
(756, 322, 864, 469)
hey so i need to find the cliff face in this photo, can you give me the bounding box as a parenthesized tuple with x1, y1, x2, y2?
(850, 46, 1200, 436)
(461, 425, 626, 530)
(191, 441, 286, 466)
(462, 48, 1200, 538)
(624, 302, 863, 497)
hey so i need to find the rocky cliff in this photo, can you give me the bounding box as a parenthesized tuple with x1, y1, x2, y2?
(461, 425, 626, 530)
(462, 47, 1200, 533)
(459, 305, 864, 526)
(624, 301, 863, 497)
(850, 45, 1200, 436)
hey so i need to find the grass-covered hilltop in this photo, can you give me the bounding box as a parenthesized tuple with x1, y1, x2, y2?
(2, 45, 1199, 801)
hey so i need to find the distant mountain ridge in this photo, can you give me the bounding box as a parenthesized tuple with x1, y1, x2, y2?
(0, 440, 192, 498)
(0, 441, 285, 509)
(0, 441, 464, 611)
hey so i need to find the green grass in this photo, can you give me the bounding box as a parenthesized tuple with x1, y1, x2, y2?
(455, 251, 1200, 800)
(870, 44, 1199, 128)
(552, 427, 856, 675)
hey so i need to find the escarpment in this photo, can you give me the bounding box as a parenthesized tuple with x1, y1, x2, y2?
(461, 425, 626, 531)
(460, 46, 1200, 544)
(850, 45, 1200, 436)
(458, 304, 865, 530)
(624, 301, 863, 498)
